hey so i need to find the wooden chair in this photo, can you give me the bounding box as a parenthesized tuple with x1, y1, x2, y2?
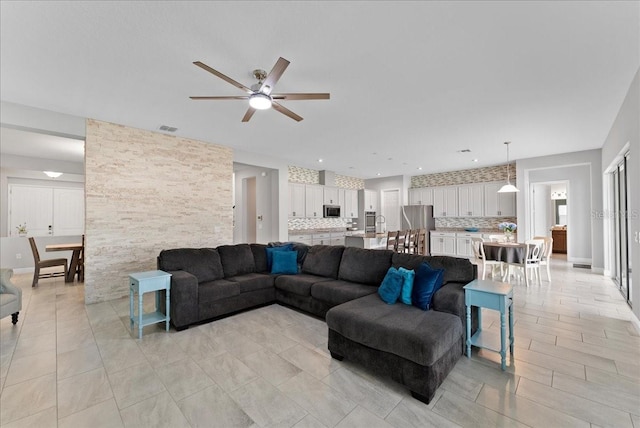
(28, 237, 68, 287)
(415, 229, 427, 255)
(386, 231, 399, 251)
(405, 230, 417, 254)
(471, 237, 503, 280)
(488, 234, 508, 243)
(76, 234, 85, 282)
(533, 235, 553, 281)
(508, 239, 544, 286)
(396, 230, 407, 253)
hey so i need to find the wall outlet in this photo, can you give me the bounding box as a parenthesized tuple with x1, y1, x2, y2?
(16, 253, 21, 259)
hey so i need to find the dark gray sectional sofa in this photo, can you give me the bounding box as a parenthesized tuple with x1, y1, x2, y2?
(157, 243, 477, 404)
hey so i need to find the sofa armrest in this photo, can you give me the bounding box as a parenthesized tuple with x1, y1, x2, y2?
(165, 270, 199, 329)
(0, 268, 22, 318)
(432, 281, 478, 333)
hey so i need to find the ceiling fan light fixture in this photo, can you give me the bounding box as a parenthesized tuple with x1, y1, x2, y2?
(249, 93, 272, 110)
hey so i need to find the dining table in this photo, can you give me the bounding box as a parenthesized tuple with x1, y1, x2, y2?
(45, 243, 83, 283)
(482, 242, 527, 282)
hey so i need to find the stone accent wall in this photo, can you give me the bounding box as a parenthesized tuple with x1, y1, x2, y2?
(85, 120, 233, 303)
(411, 164, 516, 187)
(288, 165, 364, 189)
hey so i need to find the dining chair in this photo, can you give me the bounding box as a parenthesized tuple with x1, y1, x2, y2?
(76, 234, 85, 282)
(28, 237, 68, 287)
(471, 237, 503, 280)
(508, 239, 544, 286)
(386, 230, 399, 251)
(488, 234, 508, 243)
(533, 235, 553, 281)
(415, 228, 427, 255)
(396, 230, 407, 253)
(405, 230, 417, 254)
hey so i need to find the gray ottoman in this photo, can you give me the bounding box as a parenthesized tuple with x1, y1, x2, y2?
(326, 293, 464, 404)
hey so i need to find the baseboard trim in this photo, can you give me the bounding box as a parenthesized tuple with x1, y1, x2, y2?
(11, 267, 34, 275)
(591, 267, 604, 274)
(631, 314, 640, 336)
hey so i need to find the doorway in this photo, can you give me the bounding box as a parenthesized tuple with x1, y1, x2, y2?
(530, 181, 569, 238)
(611, 152, 632, 306)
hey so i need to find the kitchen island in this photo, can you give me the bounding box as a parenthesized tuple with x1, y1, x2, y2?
(345, 233, 388, 250)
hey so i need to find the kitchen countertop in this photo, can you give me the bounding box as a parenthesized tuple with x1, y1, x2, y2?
(288, 228, 355, 235)
(434, 228, 504, 233)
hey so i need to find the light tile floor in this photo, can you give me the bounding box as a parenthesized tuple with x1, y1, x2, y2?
(1, 256, 639, 427)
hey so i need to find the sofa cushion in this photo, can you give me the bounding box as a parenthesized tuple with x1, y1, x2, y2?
(392, 253, 475, 285)
(326, 293, 463, 366)
(275, 274, 331, 297)
(269, 242, 311, 267)
(218, 244, 256, 278)
(378, 267, 403, 304)
(338, 247, 393, 286)
(311, 280, 377, 307)
(398, 267, 416, 305)
(228, 273, 275, 293)
(250, 244, 269, 273)
(412, 262, 445, 310)
(302, 245, 344, 279)
(271, 250, 298, 275)
(266, 244, 294, 271)
(198, 279, 240, 303)
(158, 248, 224, 283)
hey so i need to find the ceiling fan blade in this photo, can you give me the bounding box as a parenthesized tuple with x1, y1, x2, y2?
(190, 96, 250, 100)
(271, 102, 303, 122)
(241, 107, 256, 122)
(271, 93, 330, 100)
(193, 61, 252, 93)
(260, 57, 290, 94)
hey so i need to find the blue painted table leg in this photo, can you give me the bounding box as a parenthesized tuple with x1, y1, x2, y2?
(509, 299, 514, 354)
(138, 293, 143, 340)
(500, 311, 507, 370)
(466, 304, 471, 358)
(129, 284, 134, 332)
(165, 288, 170, 332)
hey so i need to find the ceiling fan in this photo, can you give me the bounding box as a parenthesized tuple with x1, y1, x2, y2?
(190, 57, 330, 122)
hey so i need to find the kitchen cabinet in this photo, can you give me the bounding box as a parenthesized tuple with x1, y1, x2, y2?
(552, 228, 566, 253)
(312, 233, 331, 245)
(323, 186, 340, 205)
(359, 189, 378, 212)
(455, 232, 482, 258)
(342, 189, 358, 218)
(305, 184, 324, 218)
(484, 182, 516, 217)
(430, 232, 456, 256)
(288, 234, 312, 245)
(408, 188, 434, 206)
(288, 183, 306, 218)
(458, 184, 484, 217)
(432, 186, 458, 217)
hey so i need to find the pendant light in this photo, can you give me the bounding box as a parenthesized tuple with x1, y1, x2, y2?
(498, 142, 519, 193)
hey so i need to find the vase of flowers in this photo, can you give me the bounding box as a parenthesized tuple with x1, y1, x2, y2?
(498, 222, 517, 242)
(16, 223, 27, 237)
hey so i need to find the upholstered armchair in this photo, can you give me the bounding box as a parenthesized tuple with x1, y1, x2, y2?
(1, 268, 22, 325)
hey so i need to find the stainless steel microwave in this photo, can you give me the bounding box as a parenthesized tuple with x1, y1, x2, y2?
(323, 205, 341, 218)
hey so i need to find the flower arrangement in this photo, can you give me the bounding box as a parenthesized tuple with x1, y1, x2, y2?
(16, 223, 27, 235)
(498, 222, 517, 233)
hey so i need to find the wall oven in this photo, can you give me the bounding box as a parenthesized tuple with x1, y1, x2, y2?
(364, 211, 376, 233)
(323, 205, 341, 218)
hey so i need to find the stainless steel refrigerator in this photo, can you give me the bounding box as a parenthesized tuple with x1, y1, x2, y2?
(400, 205, 436, 255)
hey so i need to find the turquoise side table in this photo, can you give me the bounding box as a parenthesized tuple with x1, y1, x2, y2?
(463, 279, 514, 370)
(129, 270, 171, 339)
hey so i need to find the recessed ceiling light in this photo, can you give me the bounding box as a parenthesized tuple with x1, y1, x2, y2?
(417, 167, 423, 170)
(376, 173, 381, 176)
(472, 159, 478, 162)
(318, 158, 323, 163)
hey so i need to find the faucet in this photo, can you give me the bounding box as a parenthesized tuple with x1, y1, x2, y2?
(375, 215, 386, 232)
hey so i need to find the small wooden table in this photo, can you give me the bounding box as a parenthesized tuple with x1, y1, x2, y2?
(464, 279, 514, 370)
(129, 270, 171, 339)
(45, 243, 83, 283)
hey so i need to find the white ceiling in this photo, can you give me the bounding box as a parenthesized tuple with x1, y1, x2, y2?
(0, 127, 84, 163)
(1, 1, 638, 178)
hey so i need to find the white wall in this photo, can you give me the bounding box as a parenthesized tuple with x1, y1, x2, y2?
(516, 149, 603, 269)
(601, 67, 639, 325)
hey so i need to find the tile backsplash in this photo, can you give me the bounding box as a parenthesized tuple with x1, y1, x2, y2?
(435, 217, 517, 230)
(411, 164, 516, 187)
(288, 218, 351, 231)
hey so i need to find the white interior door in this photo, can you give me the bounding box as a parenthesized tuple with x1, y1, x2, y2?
(381, 189, 401, 232)
(53, 188, 85, 236)
(9, 185, 54, 237)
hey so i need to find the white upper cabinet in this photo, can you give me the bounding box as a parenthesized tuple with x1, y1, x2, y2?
(305, 184, 324, 218)
(342, 189, 358, 218)
(288, 183, 306, 218)
(408, 188, 434, 206)
(432, 186, 458, 217)
(458, 184, 484, 217)
(323, 186, 339, 205)
(483, 182, 516, 217)
(360, 189, 377, 212)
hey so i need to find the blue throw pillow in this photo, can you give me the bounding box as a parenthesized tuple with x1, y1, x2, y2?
(265, 244, 294, 270)
(271, 250, 298, 274)
(412, 262, 445, 310)
(378, 267, 403, 304)
(398, 267, 415, 305)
